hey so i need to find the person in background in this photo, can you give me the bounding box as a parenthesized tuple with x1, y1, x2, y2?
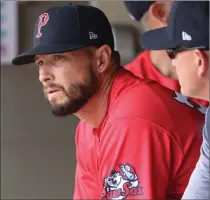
(123, 1, 178, 88)
(12, 2, 207, 200)
(139, 1, 209, 199)
(123, 1, 208, 107)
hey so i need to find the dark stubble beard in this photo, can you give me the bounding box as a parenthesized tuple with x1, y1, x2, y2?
(45, 66, 98, 117)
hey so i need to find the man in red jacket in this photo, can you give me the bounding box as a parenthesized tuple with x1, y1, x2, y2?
(123, 1, 179, 90)
(12, 3, 207, 199)
(124, 1, 208, 107)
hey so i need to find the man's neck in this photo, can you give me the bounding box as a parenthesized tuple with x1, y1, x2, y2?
(199, 87, 209, 102)
(149, 50, 178, 80)
(75, 66, 120, 128)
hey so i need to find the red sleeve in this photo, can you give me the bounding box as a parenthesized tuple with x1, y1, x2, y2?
(99, 117, 183, 200)
(73, 123, 81, 200)
(73, 121, 102, 199)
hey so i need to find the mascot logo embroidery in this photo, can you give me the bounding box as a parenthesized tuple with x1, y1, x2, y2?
(102, 163, 143, 200)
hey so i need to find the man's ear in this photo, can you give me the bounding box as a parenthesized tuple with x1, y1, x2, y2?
(148, 1, 172, 28)
(193, 50, 209, 78)
(95, 45, 112, 73)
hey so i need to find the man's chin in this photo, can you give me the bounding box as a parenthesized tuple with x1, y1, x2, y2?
(50, 102, 84, 117)
(51, 109, 73, 117)
(47, 95, 68, 105)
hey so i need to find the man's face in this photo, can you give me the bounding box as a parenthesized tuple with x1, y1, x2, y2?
(138, 1, 178, 79)
(35, 48, 99, 116)
(171, 50, 208, 99)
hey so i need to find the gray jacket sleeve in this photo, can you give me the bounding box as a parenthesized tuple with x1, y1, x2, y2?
(182, 107, 209, 200)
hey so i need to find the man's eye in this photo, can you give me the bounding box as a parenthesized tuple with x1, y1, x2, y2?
(54, 55, 64, 61)
(37, 60, 43, 66)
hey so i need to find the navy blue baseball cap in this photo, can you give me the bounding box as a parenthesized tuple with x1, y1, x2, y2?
(140, 1, 209, 50)
(12, 3, 114, 65)
(123, 1, 154, 21)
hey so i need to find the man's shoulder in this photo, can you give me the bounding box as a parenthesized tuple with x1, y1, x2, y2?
(111, 71, 174, 113)
(110, 71, 206, 129)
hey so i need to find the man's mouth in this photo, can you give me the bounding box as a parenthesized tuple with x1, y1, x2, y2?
(45, 89, 60, 94)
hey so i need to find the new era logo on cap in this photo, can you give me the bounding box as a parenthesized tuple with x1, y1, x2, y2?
(182, 31, 192, 41)
(89, 31, 98, 39)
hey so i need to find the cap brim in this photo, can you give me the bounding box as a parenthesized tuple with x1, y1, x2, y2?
(12, 44, 87, 65)
(140, 27, 177, 50)
(123, 1, 154, 21)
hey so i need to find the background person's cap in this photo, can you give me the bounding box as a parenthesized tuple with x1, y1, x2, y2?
(123, 0, 154, 21)
(12, 3, 114, 65)
(140, 1, 209, 50)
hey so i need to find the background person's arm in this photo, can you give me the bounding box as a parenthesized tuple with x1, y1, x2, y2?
(182, 108, 210, 200)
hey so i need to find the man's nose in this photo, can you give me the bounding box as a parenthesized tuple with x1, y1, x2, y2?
(39, 66, 54, 83)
